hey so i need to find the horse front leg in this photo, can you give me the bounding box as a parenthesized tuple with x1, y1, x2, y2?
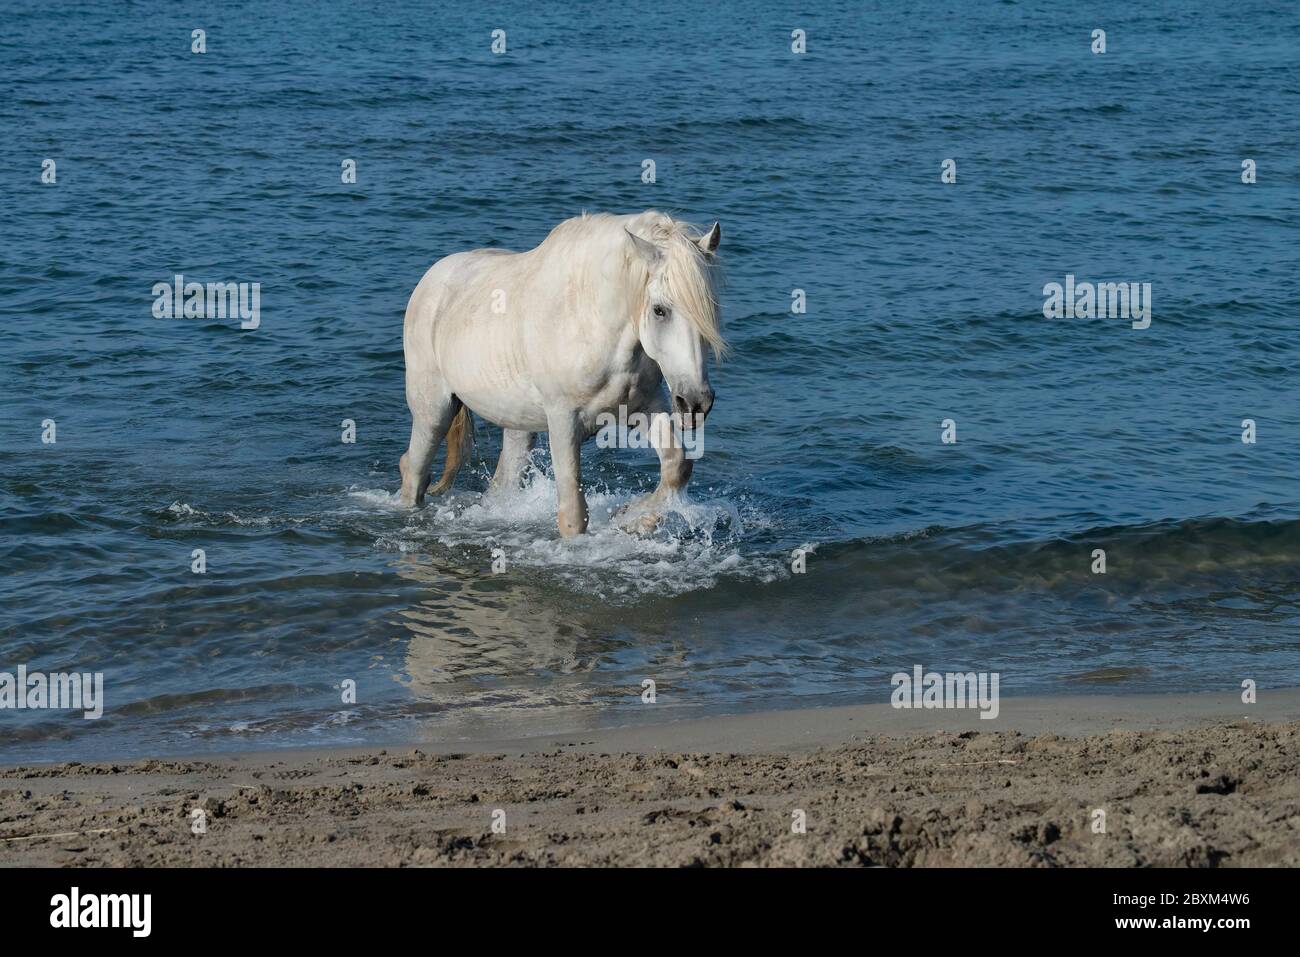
(545, 410, 588, 537)
(618, 398, 694, 534)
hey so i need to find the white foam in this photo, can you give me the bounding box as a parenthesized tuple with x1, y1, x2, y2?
(162, 500, 272, 526)
(341, 487, 406, 511)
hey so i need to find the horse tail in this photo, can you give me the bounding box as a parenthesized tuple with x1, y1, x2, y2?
(429, 403, 473, 495)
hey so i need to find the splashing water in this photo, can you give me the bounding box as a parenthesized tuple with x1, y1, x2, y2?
(352, 453, 784, 601)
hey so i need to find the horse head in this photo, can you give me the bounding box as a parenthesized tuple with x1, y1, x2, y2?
(624, 217, 724, 427)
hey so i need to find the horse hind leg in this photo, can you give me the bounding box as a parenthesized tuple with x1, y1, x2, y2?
(488, 429, 535, 495)
(399, 394, 459, 507)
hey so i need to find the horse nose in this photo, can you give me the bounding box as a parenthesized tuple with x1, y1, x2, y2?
(673, 389, 714, 421)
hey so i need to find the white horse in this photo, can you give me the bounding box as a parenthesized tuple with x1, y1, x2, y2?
(399, 210, 724, 537)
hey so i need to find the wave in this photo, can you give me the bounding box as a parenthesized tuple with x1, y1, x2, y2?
(127, 490, 1300, 607)
(693, 512, 1300, 611)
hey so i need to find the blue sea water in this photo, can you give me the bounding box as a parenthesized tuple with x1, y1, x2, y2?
(2, 0, 1299, 762)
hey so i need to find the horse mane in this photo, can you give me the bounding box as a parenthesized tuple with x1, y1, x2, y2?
(539, 211, 727, 357)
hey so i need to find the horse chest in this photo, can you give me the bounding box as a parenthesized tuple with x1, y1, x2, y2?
(585, 368, 661, 418)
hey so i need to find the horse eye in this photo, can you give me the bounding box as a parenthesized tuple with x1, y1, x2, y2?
(652, 305, 668, 318)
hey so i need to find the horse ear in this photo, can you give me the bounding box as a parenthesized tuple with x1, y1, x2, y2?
(625, 228, 661, 264)
(696, 222, 721, 255)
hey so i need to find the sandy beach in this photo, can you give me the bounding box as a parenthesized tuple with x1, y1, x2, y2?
(3, 690, 1298, 867)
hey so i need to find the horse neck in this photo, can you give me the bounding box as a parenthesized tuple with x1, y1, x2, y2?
(535, 227, 645, 350)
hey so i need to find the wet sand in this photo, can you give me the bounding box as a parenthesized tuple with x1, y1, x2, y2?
(3, 690, 1298, 867)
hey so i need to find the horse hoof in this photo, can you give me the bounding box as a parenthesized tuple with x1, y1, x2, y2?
(618, 509, 661, 535)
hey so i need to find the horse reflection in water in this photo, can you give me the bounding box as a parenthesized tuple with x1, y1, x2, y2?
(389, 552, 691, 727)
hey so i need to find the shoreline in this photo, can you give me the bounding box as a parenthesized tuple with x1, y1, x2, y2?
(3, 689, 1297, 867)
(6, 686, 1296, 769)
